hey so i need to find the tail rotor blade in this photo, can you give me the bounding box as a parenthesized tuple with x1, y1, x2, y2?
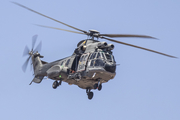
(22, 35, 42, 73)
(32, 35, 38, 50)
(34, 41, 42, 53)
(23, 46, 30, 57)
(22, 55, 31, 72)
(30, 62, 33, 73)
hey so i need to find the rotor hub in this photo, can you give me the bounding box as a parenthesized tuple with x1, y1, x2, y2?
(29, 51, 33, 55)
(89, 30, 100, 38)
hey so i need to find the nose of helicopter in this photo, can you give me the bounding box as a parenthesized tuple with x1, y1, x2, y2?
(104, 63, 116, 73)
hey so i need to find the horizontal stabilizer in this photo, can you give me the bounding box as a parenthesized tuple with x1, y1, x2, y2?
(30, 76, 44, 85)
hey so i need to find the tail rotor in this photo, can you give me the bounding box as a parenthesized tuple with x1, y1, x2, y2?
(22, 35, 42, 72)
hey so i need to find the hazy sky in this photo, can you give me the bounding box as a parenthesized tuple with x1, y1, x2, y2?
(0, 0, 180, 120)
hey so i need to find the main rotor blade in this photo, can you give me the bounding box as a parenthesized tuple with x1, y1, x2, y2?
(101, 37, 177, 58)
(32, 35, 38, 50)
(23, 46, 30, 57)
(35, 24, 85, 35)
(22, 55, 31, 72)
(100, 34, 157, 39)
(12, 2, 87, 34)
(34, 41, 42, 53)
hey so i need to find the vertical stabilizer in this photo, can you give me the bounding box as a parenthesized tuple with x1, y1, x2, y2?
(31, 53, 43, 76)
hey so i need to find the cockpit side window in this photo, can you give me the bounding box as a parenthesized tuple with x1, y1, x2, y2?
(90, 60, 95, 66)
(113, 56, 116, 62)
(105, 54, 113, 61)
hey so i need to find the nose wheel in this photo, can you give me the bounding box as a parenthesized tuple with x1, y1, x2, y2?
(86, 88, 94, 100)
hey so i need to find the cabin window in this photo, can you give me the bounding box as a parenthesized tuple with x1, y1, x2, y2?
(65, 59, 70, 66)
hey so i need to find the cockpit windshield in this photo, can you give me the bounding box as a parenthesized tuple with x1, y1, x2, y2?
(90, 59, 104, 67)
(101, 52, 106, 60)
(89, 52, 115, 62)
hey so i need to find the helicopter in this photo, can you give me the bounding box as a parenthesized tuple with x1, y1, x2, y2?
(13, 2, 177, 100)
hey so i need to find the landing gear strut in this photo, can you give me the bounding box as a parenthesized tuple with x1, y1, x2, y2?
(86, 88, 94, 100)
(52, 80, 62, 89)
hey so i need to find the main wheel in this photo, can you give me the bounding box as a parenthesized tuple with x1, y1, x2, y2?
(93, 83, 98, 89)
(52, 81, 58, 89)
(98, 84, 102, 91)
(88, 92, 94, 100)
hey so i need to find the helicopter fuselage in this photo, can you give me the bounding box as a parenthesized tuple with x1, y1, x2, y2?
(32, 39, 116, 90)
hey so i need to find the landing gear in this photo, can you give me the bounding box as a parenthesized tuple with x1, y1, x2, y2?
(93, 82, 102, 91)
(52, 80, 62, 89)
(52, 81, 58, 89)
(98, 84, 102, 91)
(93, 83, 98, 89)
(86, 88, 94, 100)
(88, 92, 94, 100)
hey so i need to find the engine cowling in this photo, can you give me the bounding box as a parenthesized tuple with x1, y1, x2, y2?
(106, 44, 114, 50)
(98, 42, 107, 48)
